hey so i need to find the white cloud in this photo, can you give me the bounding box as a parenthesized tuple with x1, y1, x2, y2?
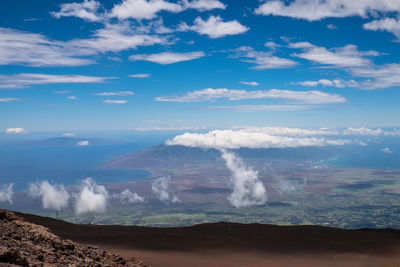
(186, 0, 226, 11)
(343, 127, 383, 136)
(350, 64, 400, 89)
(240, 81, 259, 86)
(327, 24, 337, 30)
(155, 88, 346, 104)
(234, 46, 297, 70)
(110, 0, 226, 20)
(290, 42, 377, 68)
(67, 96, 78, 100)
(221, 150, 267, 207)
(0, 184, 13, 204)
(114, 189, 145, 204)
(5, 128, 26, 134)
(93, 91, 134, 96)
(179, 16, 248, 38)
(110, 0, 184, 20)
(129, 51, 205, 64)
(103, 100, 128, 104)
(28, 181, 70, 211)
(364, 17, 400, 38)
(77, 140, 90, 146)
(0, 73, 113, 89)
(381, 147, 393, 154)
(128, 73, 150, 78)
(74, 178, 108, 215)
(296, 78, 359, 88)
(166, 128, 352, 150)
(255, 0, 400, 21)
(62, 133, 76, 137)
(54, 90, 72, 94)
(211, 105, 316, 111)
(51, 0, 102, 22)
(132, 126, 207, 131)
(166, 127, 353, 207)
(0, 97, 20, 102)
(0, 27, 94, 67)
(151, 176, 179, 203)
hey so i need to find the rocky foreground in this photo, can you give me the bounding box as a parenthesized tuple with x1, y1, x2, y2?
(0, 209, 145, 267)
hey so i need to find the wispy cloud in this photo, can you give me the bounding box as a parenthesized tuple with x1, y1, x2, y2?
(66, 96, 78, 100)
(129, 51, 205, 64)
(296, 78, 359, 88)
(128, 73, 150, 78)
(51, 0, 102, 22)
(151, 176, 180, 204)
(364, 18, 400, 39)
(240, 81, 259, 86)
(93, 91, 134, 96)
(132, 126, 208, 131)
(155, 88, 346, 104)
(255, 0, 400, 21)
(211, 105, 316, 111)
(103, 100, 128, 104)
(0, 184, 14, 204)
(179, 15, 249, 39)
(53, 90, 72, 94)
(233, 46, 297, 70)
(0, 97, 20, 102)
(77, 140, 90, 146)
(62, 133, 76, 137)
(0, 73, 114, 89)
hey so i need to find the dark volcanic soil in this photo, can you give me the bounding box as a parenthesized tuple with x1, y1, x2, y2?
(13, 210, 400, 267)
(0, 209, 145, 267)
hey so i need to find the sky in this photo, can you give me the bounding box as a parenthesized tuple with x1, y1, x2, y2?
(1, 0, 400, 133)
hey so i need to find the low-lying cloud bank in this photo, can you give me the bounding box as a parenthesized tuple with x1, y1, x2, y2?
(152, 176, 180, 204)
(28, 181, 69, 211)
(0, 184, 14, 204)
(166, 127, 360, 208)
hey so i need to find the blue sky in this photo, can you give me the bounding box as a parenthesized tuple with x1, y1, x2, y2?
(1, 0, 400, 132)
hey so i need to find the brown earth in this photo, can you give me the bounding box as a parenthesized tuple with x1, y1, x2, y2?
(10, 210, 400, 267)
(0, 209, 145, 267)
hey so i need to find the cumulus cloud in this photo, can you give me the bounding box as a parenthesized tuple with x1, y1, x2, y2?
(51, 0, 102, 22)
(187, 0, 226, 11)
(296, 78, 359, 88)
(151, 176, 180, 203)
(93, 91, 134, 96)
(128, 73, 150, 78)
(74, 178, 108, 215)
(254, 0, 400, 21)
(232, 46, 297, 70)
(0, 98, 20, 102)
(28, 181, 70, 211)
(110, 0, 226, 20)
(179, 16, 248, 38)
(221, 150, 267, 208)
(155, 88, 346, 104)
(114, 189, 145, 204)
(5, 128, 26, 134)
(0, 184, 14, 204)
(110, 0, 184, 20)
(381, 147, 393, 154)
(364, 18, 400, 39)
(103, 100, 128, 104)
(77, 140, 90, 146)
(0, 73, 113, 89)
(240, 81, 259, 86)
(129, 51, 205, 64)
